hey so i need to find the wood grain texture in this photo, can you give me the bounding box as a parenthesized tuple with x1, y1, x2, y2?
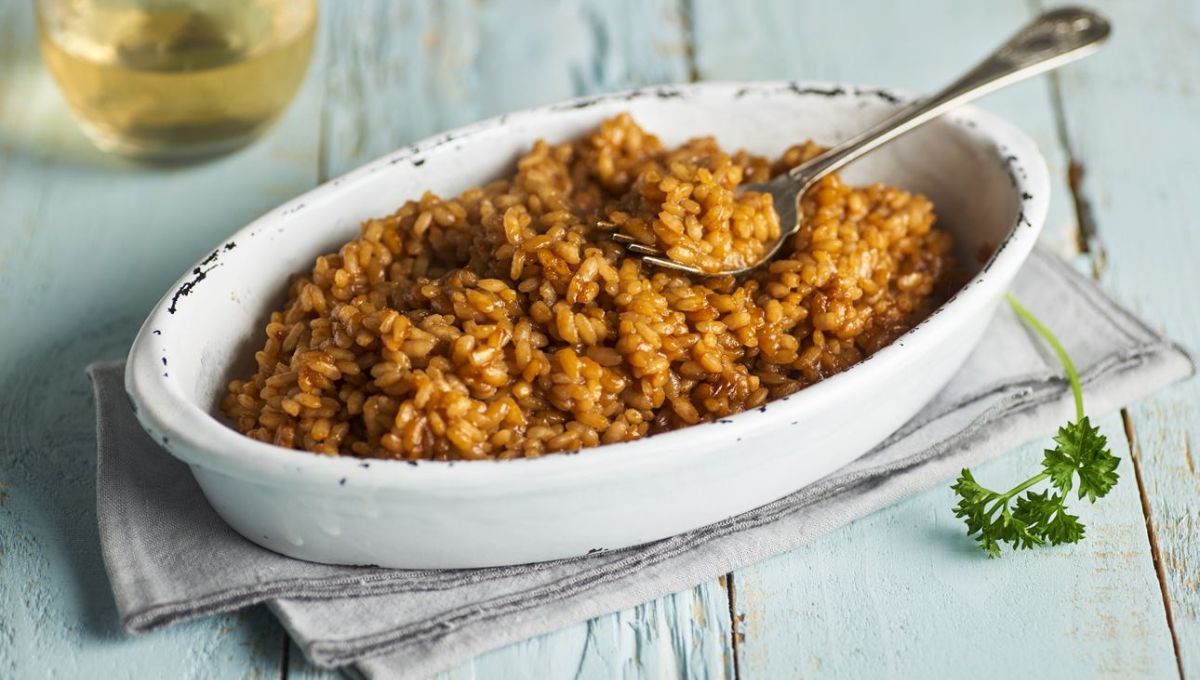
(1044, 0, 1200, 674)
(1, 0, 1194, 678)
(690, 0, 1180, 677)
(287, 2, 734, 677)
(288, 587, 734, 679)
(0, 1, 326, 676)
(691, 0, 1081, 259)
(729, 420, 1178, 678)
(320, 0, 690, 178)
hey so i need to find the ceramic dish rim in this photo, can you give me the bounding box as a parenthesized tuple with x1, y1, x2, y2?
(125, 80, 1050, 490)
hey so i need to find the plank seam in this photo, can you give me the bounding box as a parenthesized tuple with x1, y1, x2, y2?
(1123, 411, 1186, 680)
(1036, 11, 1185, 669)
(571, 619, 598, 680)
(1042, 26, 1185, 673)
(724, 573, 741, 680)
(315, 3, 334, 184)
(680, 0, 700, 82)
(1041, 17, 1180, 671)
(1045, 72, 1107, 276)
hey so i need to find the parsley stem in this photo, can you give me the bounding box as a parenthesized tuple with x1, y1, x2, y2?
(1006, 294, 1084, 422)
(983, 471, 1050, 520)
(954, 295, 1118, 556)
(1002, 471, 1050, 499)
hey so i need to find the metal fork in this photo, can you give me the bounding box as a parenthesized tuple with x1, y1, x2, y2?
(609, 6, 1110, 276)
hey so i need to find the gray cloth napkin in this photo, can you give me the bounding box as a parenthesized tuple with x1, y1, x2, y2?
(89, 249, 1193, 679)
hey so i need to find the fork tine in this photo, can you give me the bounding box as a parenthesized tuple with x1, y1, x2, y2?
(609, 232, 666, 255)
(642, 255, 703, 276)
(606, 229, 697, 271)
(626, 243, 662, 256)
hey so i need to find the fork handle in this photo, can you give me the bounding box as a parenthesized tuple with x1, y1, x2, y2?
(794, 7, 1110, 181)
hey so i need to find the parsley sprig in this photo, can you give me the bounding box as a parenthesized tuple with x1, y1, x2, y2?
(951, 294, 1121, 557)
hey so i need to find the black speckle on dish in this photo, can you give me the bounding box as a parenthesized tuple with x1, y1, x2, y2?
(758, 405, 768, 413)
(406, 460, 418, 467)
(161, 357, 168, 366)
(736, 437, 742, 442)
(734, 86, 753, 99)
(789, 83, 846, 98)
(419, 132, 458, 153)
(360, 462, 370, 468)
(161, 435, 170, 446)
(791, 421, 798, 425)
(152, 329, 161, 336)
(718, 419, 734, 424)
(554, 95, 603, 111)
(162, 372, 168, 377)
(339, 478, 347, 486)
(1017, 211, 1033, 227)
(199, 249, 220, 266)
(281, 203, 307, 216)
(863, 87, 903, 105)
(168, 261, 220, 314)
(1021, 191, 1033, 201)
(982, 237, 1011, 273)
(413, 158, 426, 167)
(654, 86, 682, 99)
(587, 548, 605, 554)
(1000, 154, 1021, 188)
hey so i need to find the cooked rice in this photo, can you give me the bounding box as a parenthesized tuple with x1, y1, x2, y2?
(221, 113, 956, 461)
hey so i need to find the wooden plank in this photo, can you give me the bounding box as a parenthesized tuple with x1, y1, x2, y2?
(1046, 0, 1200, 675)
(690, 0, 1179, 676)
(320, 0, 691, 178)
(440, 589, 733, 679)
(692, 0, 1081, 260)
(282, 2, 734, 678)
(0, 0, 327, 675)
(731, 420, 1178, 678)
(287, 587, 734, 679)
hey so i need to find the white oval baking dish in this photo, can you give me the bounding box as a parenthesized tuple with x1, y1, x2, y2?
(126, 82, 1048, 568)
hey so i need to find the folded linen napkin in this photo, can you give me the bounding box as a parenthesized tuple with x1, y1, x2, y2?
(89, 249, 1193, 679)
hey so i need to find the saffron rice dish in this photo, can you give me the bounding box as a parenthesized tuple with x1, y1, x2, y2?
(221, 113, 957, 461)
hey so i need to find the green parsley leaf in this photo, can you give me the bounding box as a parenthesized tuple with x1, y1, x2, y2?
(950, 295, 1119, 557)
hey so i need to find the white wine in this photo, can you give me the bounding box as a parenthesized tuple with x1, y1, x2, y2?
(37, 0, 316, 160)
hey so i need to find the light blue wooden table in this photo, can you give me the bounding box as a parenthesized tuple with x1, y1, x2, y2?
(1, 1, 1196, 677)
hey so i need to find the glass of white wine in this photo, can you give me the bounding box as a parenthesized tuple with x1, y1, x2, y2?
(35, 0, 317, 161)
